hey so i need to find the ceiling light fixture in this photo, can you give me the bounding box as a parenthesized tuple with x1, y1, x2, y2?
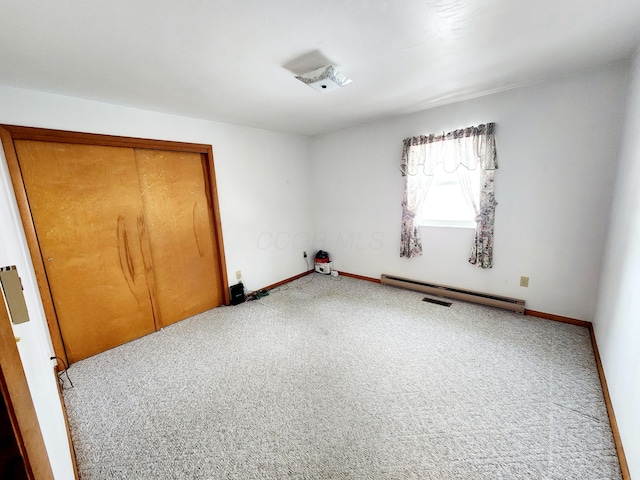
(295, 65, 353, 92)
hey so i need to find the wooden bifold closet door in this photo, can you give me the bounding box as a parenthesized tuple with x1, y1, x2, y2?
(135, 149, 223, 328)
(13, 138, 225, 363)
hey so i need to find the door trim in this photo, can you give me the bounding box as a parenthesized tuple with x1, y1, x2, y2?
(0, 125, 230, 367)
(0, 288, 55, 480)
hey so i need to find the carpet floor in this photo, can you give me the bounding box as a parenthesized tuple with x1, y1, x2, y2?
(62, 274, 622, 479)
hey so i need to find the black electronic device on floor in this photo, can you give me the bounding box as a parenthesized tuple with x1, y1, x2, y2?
(230, 283, 246, 305)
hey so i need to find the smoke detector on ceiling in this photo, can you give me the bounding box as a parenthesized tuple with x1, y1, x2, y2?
(295, 65, 353, 92)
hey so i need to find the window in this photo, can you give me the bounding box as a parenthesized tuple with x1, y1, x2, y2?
(417, 162, 480, 228)
(399, 122, 498, 267)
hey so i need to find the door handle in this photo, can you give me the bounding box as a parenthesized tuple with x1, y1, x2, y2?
(117, 216, 136, 294)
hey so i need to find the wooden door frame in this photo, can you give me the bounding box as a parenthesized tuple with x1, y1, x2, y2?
(0, 125, 230, 367)
(0, 291, 55, 479)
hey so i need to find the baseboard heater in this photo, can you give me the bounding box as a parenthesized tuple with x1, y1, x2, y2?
(380, 274, 525, 314)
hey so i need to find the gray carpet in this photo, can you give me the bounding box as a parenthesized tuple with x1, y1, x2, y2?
(62, 275, 622, 479)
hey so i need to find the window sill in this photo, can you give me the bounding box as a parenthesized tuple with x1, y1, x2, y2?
(418, 221, 476, 229)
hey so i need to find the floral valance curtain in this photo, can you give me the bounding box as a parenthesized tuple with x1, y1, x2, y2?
(400, 123, 498, 268)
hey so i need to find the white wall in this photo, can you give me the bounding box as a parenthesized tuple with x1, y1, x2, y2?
(594, 48, 640, 478)
(311, 62, 629, 321)
(0, 85, 313, 478)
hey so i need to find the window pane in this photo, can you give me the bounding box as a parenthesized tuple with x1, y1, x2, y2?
(422, 184, 473, 221)
(418, 163, 479, 225)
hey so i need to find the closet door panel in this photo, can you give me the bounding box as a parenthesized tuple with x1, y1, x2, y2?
(135, 149, 223, 327)
(16, 141, 156, 362)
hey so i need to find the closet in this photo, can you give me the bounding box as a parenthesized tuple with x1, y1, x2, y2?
(1, 126, 229, 364)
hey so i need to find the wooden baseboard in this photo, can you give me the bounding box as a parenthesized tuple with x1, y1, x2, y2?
(588, 327, 630, 480)
(253, 270, 379, 295)
(249, 270, 314, 295)
(337, 271, 381, 283)
(524, 309, 592, 328)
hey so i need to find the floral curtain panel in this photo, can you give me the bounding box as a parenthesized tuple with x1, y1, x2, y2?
(400, 123, 498, 268)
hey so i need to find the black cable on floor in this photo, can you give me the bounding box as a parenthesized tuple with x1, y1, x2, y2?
(51, 356, 74, 389)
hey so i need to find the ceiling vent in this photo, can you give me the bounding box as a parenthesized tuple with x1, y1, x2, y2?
(295, 65, 353, 92)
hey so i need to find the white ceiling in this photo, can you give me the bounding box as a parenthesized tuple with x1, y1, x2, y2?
(1, 0, 640, 136)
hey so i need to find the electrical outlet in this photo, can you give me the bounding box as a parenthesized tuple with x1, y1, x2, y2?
(236, 270, 242, 280)
(303, 251, 307, 258)
(520, 276, 529, 287)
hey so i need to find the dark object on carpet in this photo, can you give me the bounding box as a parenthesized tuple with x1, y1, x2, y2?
(230, 283, 246, 305)
(248, 290, 269, 301)
(423, 296, 452, 307)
